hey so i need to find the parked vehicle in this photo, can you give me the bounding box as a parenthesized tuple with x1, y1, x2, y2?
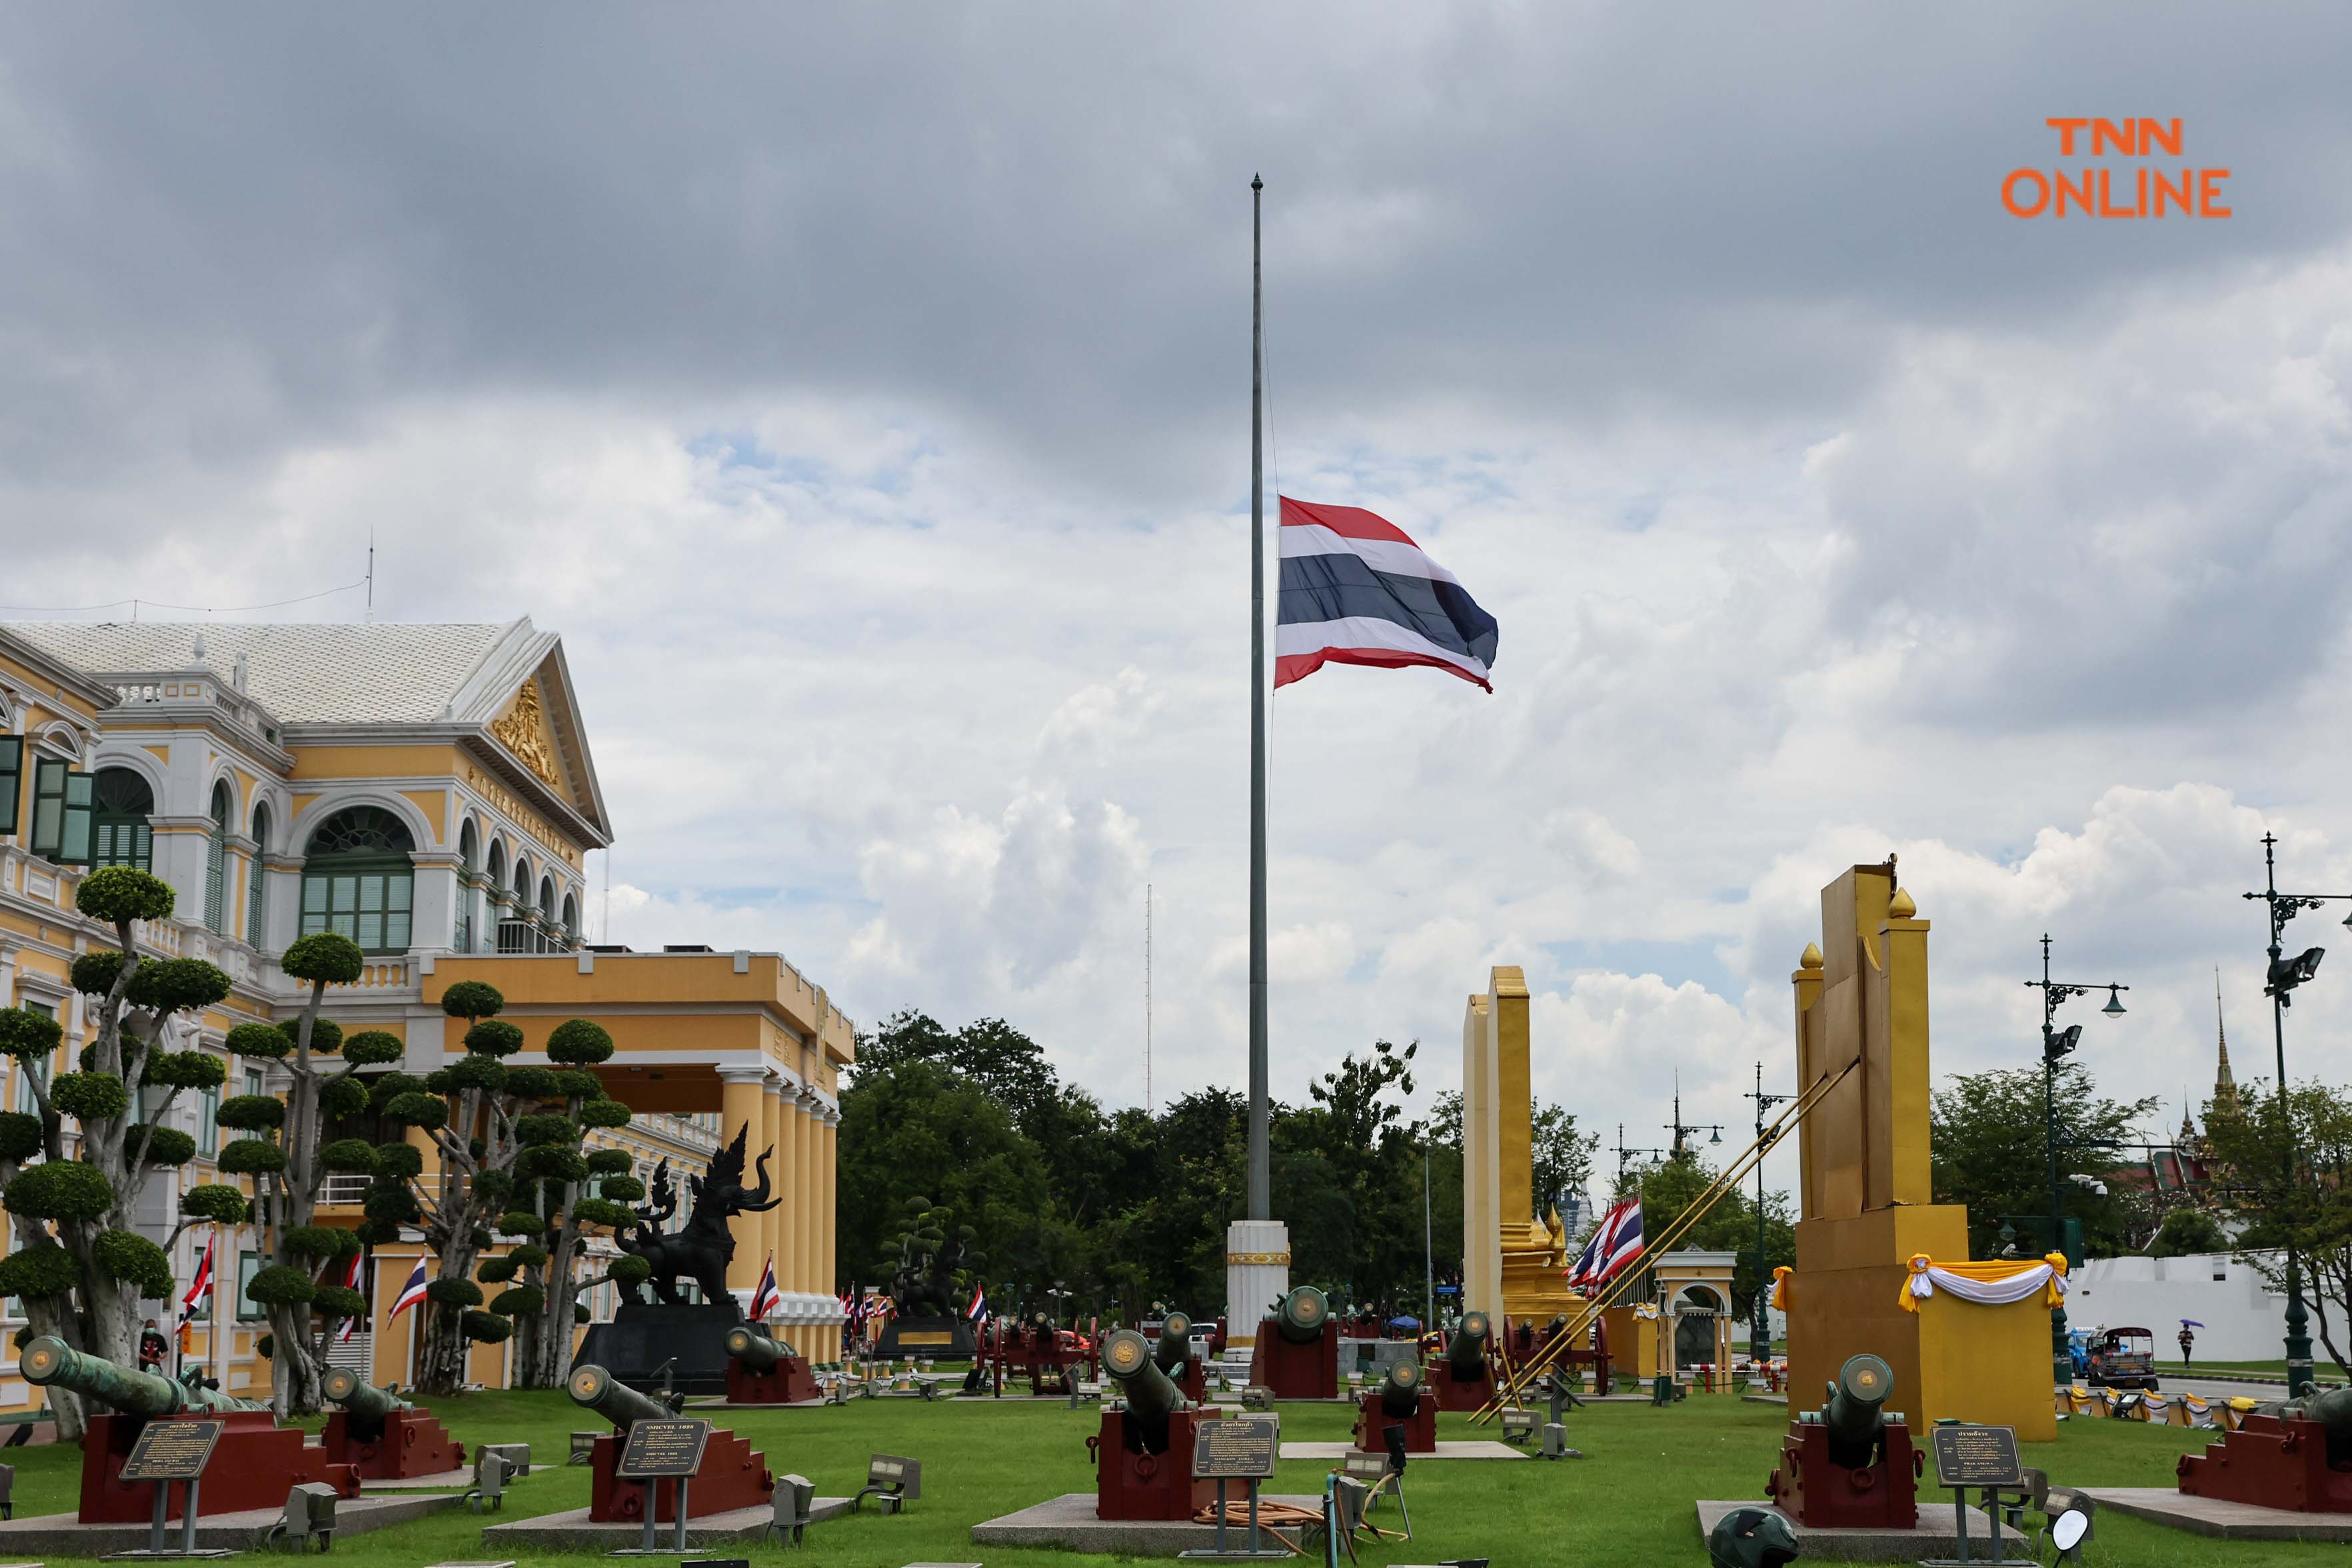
(2085, 1326, 2159, 1391)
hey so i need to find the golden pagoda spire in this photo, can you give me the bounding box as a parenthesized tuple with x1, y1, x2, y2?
(2213, 968, 2239, 1115)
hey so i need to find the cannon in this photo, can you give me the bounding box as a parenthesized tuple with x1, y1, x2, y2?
(1764, 1353, 1917, 1529)
(21, 1336, 359, 1524)
(567, 1363, 775, 1524)
(1090, 1329, 1214, 1521)
(1354, 1359, 1436, 1455)
(319, 1367, 465, 1480)
(2179, 1381, 2352, 1511)
(1152, 1311, 1206, 1401)
(1429, 1310, 1496, 1411)
(1248, 1285, 1338, 1399)
(722, 1325, 820, 1405)
(1272, 1286, 1329, 1345)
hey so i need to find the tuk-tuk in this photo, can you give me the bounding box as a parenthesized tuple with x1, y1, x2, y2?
(2085, 1325, 2158, 1390)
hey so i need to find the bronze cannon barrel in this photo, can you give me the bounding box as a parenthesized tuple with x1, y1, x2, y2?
(1153, 1312, 1194, 1375)
(1272, 1285, 1330, 1346)
(724, 1325, 797, 1371)
(321, 1367, 415, 1424)
(21, 1336, 265, 1417)
(567, 1363, 672, 1431)
(1445, 1311, 1492, 1379)
(2294, 1386, 2352, 1429)
(1103, 1329, 1189, 1425)
(1819, 1353, 1894, 1468)
(1376, 1359, 1424, 1419)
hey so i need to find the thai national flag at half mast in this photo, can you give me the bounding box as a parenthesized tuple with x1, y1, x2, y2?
(1275, 497, 1500, 692)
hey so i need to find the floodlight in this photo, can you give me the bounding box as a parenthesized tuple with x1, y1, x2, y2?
(2266, 947, 2325, 1004)
(2045, 1024, 2083, 1061)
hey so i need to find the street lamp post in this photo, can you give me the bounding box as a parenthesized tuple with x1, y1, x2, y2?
(2242, 831, 2350, 1400)
(1744, 1063, 1792, 1361)
(2025, 934, 2131, 1389)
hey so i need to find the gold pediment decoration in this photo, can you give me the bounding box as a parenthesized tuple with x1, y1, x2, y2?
(491, 678, 561, 789)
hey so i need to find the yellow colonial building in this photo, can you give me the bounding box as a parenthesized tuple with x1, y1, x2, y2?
(0, 618, 850, 1409)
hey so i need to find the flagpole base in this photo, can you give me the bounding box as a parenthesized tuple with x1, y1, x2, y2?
(1224, 1220, 1290, 1351)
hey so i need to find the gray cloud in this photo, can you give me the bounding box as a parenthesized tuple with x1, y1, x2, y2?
(5, 4, 2351, 1199)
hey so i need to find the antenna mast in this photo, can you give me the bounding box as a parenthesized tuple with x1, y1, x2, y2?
(1145, 882, 1154, 1112)
(365, 531, 376, 623)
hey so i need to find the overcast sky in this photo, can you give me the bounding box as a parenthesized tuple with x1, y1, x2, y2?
(7, 5, 2352, 1211)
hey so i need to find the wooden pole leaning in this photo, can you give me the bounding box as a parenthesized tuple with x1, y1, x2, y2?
(1470, 1054, 1861, 1425)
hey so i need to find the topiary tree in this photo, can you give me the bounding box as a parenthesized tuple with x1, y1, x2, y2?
(476, 1018, 638, 1387)
(355, 984, 616, 1395)
(0, 868, 231, 1439)
(222, 929, 394, 1416)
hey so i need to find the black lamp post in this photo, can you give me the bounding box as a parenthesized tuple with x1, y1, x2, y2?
(2243, 831, 2350, 1400)
(2025, 934, 2130, 1388)
(1744, 1063, 1792, 1359)
(1664, 1082, 1726, 1157)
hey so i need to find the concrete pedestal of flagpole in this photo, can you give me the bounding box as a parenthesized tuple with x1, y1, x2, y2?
(1224, 1219, 1290, 1354)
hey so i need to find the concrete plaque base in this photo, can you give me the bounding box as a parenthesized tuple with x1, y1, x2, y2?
(0, 1492, 457, 1557)
(2075, 1487, 2352, 1541)
(1693, 1501, 2026, 1563)
(973, 1492, 1326, 1556)
(482, 1497, 850, 1551)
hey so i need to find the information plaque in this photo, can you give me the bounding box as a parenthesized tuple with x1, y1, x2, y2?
(119, 1417, 225, 1482)
(1192, 1413, 1279, 1479)
(1929, 1423, 2023, 1489)
(614, 1417, 712, 1479)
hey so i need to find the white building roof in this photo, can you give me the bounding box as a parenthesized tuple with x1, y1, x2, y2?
(3, 619, 523, 726)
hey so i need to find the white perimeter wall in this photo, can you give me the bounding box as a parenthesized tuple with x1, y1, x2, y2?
(2068, 1251, 2288, 1362)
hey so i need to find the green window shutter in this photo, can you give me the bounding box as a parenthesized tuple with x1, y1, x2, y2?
(247, 860, 267, 948)
(28, 759, 65, 856)
(59, 772, 94, 866)
(0, 737, 19, 834)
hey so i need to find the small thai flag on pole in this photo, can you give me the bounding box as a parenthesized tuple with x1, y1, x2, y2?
(177, 1235, 215, 1331)
(965, 1285, 988, 1323)
(336, 1251, 365, 1342)
(388, 1257, 431, 1319)
(750, 1256, 783, 1322)
(1595, 1202, 1646, 1287)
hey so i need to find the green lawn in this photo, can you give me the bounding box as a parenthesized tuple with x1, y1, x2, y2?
(0, 1388, 2341, 1565)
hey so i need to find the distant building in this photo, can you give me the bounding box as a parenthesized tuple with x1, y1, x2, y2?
(0, 619, 850, 1410)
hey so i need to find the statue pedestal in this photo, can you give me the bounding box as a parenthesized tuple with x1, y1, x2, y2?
(1223, 1219, 1290, 1351)
(574, 1301, 742, 1396)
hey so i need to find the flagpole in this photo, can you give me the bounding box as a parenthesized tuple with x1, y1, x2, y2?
(1248, 171, 1270, 1222)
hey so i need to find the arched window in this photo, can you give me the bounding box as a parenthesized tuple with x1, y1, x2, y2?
(539, 876, 555, 921)
(247, 801, 271, 946)
(499, 854, 539, 954)
(561, 892, 579, 944)
(299, 806, 416, 954)
(91, 768, 155, 870)
(204, 781, 233, 932)
(455, 821, 479, 954)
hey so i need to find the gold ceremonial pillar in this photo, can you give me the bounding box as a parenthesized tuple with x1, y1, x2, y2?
(720, 1069, 769, 1295)
(1787, 865, 2051, 1437)
(755, 1082, 782, 1291)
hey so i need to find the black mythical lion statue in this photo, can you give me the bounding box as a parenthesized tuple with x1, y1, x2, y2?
(615, 1124, 780, 1309)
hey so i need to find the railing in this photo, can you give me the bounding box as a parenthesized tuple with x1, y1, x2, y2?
(318, 1174, 371, 1207)
(329, 956, 417, 991)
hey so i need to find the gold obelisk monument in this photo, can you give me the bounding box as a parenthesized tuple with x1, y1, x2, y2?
(1462, 966, 1584, 1325)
